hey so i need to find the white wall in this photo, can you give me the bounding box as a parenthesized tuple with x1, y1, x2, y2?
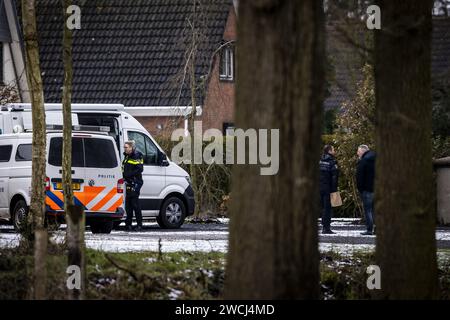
(3, 0, 29, 102)
(2, 42, 16, 85)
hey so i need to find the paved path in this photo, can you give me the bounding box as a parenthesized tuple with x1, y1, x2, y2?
(1, 218, 449, 253)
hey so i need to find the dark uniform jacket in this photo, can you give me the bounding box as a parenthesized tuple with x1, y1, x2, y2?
(319, 153, 339, 194)
(122, 150, 144, 187)
(356, 150, 376, 193)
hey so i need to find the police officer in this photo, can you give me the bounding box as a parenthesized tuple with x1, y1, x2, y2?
(356, 144, 376, 235)
(319, 145, 339, 234)
(122, 140, 144, 231)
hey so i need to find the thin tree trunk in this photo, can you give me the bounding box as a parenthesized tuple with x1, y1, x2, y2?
(22, 0, 47, 300)
(62, 0, 74, 215)
(33, 229, 47, 300)
(374, 0, 439, 299)
(225, 0, 325, 299)
(189, 54, 200, 217)
(62, 0, 85, 300)
(66, 205, 85, 299)
(188, 4, 200, 217)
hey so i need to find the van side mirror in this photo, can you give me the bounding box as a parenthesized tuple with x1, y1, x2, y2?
(159, 152, 169, 167)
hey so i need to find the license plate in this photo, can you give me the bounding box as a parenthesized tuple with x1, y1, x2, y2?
(55, 182, 81, 190)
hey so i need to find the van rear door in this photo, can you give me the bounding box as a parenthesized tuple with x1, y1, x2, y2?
(46, 136, 86, 210)
(82, 137, 123, 213)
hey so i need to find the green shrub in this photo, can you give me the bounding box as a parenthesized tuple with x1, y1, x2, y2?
(324, 64, 375, 218)
(433, 135, 450, 159)
(155, 136, 232, 217)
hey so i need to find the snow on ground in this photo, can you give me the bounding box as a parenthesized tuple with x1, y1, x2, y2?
(1, 218, 450, 254)
(328, 218, 361, 226)
(436, 231, 450, 241)
(319, 243, 375, 256)
(320, 229, 450, 241)
(0, 233, 20, 249)
(88, 239, 228, 253)
(216, 218, 229, 224)
(320, 229, 376, 238)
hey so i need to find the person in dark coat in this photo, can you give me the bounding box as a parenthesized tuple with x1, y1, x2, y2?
(319, 145, 339, 234)
(122, 140, 144, 231)
(356, 144, 376, 235)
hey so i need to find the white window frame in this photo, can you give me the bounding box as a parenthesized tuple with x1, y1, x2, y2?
(219, 46, 234, 81)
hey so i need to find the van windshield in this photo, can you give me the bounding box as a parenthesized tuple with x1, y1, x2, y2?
(48, 137, 117, 168)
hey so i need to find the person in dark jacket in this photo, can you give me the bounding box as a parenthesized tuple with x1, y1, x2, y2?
(356, 144, 376, 235)
(319, 145, 339, 234)
(122, 140, 144, 231)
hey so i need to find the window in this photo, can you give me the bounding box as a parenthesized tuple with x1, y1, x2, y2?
(48, 137, 84, 167)
(15, 144, 32, 161)
(0, 145, 12, 162)
(77, 114, 121, 151)
(84, 138, 117, 168)
(128, 131, 159, 165)
(49, 137, 117, 168)
(219, 45, 234, 81)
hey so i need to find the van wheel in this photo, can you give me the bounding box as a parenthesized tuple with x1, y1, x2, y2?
(157, 197, 186, 229)
(12, 200, 28, 232)
(90, 221, 113, 234)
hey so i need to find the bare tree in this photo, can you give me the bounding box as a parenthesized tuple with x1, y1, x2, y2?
(225, 0, 325, 299)
(0, 82, 20, 105)
(374, 0, 440, 299)
(187, 1, 201, 216)
(22, 0, 47, 300)
(164, 0, 232, 217)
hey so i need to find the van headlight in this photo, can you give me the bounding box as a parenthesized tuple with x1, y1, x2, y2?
(185, 176, 192, 185)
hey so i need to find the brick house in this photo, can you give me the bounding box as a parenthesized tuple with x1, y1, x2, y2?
(1, 0, 449, 137)
(0, 0, 237, 137)
(324, 17, 450, 111)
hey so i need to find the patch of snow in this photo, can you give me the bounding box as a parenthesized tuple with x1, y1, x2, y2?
(319, 243, 375, 256)
(168, 287, 184, 300)
(199, 268, 214, 278)
(0, 233, 21, 248)
(217, 218, 229, 224)
(436, 231, 450, 241)
(320, 229, 376, 237)
(85, 239, 228, 253)
(110, 230, 228, 237)
(143, 257, 158, 263)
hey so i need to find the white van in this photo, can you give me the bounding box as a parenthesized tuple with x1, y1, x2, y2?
(0, 103, 195, 228)
(0, 130, 124, 234)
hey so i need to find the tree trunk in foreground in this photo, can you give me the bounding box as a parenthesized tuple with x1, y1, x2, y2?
(22, 0, 47, 300)
(374, 0, 439, 299)
(225, 0, 325, 299)
(62, 0, 86, 300)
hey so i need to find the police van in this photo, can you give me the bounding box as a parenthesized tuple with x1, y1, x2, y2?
(0, 103, 195, 229)
(0, 127, 124, 233)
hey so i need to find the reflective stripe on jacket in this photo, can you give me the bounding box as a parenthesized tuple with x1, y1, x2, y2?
(122, 150, 144, 184)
